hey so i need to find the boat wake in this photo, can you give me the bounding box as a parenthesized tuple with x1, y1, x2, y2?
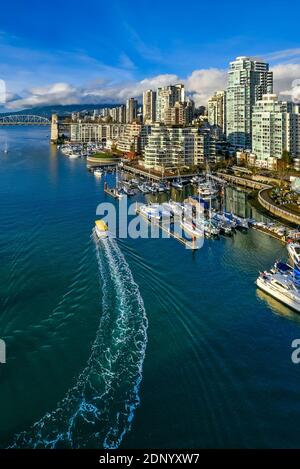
(10, 235, 148, 448)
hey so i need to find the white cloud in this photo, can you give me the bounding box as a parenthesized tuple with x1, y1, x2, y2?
(185, 68, 227, 106)
(4, 59, 300, 110)
(271, 63, 300, 102)
(265, 48, 300, 62)
(5, 74, 182, 110)
(5, 70, 224, 110)
(6, 83, 80, 109)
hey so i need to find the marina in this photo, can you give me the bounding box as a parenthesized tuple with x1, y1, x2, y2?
(2, 127, 300, 451)
(97, 166, 300, 249)
(2, 0, 300, 458)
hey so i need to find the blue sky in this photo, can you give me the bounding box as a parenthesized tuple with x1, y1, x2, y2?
(0, 0, 300, 109)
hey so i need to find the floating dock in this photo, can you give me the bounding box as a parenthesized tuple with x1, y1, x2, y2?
(136, 208, 200, 250)
(251, 224, 288, 244)
(104, 184, 119, 199)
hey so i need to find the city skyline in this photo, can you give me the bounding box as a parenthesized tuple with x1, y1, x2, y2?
(0, 0, 300, 110)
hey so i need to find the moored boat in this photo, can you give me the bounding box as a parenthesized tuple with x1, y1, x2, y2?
(180, 219, 204, 238)
(172, 179, 183, 189)
(94, 169, 103, 177)
(256, 270, 300, 313)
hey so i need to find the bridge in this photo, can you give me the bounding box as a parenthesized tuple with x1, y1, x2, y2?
(0, 115, 50, 125)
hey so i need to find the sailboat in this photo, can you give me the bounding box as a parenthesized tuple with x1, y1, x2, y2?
(171, 169, 183, 189)
(114, 166, 126, 199)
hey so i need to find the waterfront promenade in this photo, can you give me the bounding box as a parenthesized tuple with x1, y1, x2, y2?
(258, 188, 300, 225)
(214, 172, 300, 225)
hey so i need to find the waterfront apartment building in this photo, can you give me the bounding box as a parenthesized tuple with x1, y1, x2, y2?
(126, 97, 138, 123)
(252, 94, 300, 166)
(226, 56, 273, 149)
(143, 89, 156, 124)
(144, 124, 193, 169)
(192, 128, 217, 166)
(207, 90, 226, 136)
(70, 123, 126, 143)
(143, 124, 216, 169)
(156, 84, 185, 123)
(116, 123, 151, 154)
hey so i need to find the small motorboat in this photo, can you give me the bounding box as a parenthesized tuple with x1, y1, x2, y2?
(94, 169, 103, 177)
(171, 179, 183, 189)
(138, 183, 150, 194)
(158, 182, 169, 192)
(122, 184, 135, 196)
(139, 205, 161, 221)
(95, 220, 109, 239)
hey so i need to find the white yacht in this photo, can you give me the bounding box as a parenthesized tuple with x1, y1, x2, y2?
(256, 270, 300, 313)
(94, 168, 103, 178)
(180, 219, 204, 238)
(167, 201, 184, 216)
(197, 183, 218, 199)
(139, 205, 161, 221)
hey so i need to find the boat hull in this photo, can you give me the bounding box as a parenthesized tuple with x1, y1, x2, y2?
(95, 226, 109, 239)
(180, 221, 204, 238)
(256, 276, 300, 313)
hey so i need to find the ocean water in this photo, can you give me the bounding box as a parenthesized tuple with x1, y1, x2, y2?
(1, 127, 300, 448)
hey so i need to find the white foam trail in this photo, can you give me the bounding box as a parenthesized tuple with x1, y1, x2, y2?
(10, 234, 148, 449)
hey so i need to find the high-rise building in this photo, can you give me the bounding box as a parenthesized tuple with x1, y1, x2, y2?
(164, 102, 186, 126)
(207, 90, 226, 135)
(126, 97, 138, 123)
(110, 105, 126, 123)
(143, 89, 156, 124)
(116, 123, 150, 153)
(143, 124, 216, 169)
(184, 99, 195, 125)
(156, 84, 185, 123)
(252, 94, 300, 166)
(226, 56, 273, 149)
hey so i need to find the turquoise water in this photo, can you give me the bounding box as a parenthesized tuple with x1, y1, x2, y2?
(1, 127, 300, 448)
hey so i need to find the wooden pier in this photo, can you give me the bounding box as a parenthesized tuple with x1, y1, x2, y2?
(104, 183, 119, 199)
(251, 225, 288, 244)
